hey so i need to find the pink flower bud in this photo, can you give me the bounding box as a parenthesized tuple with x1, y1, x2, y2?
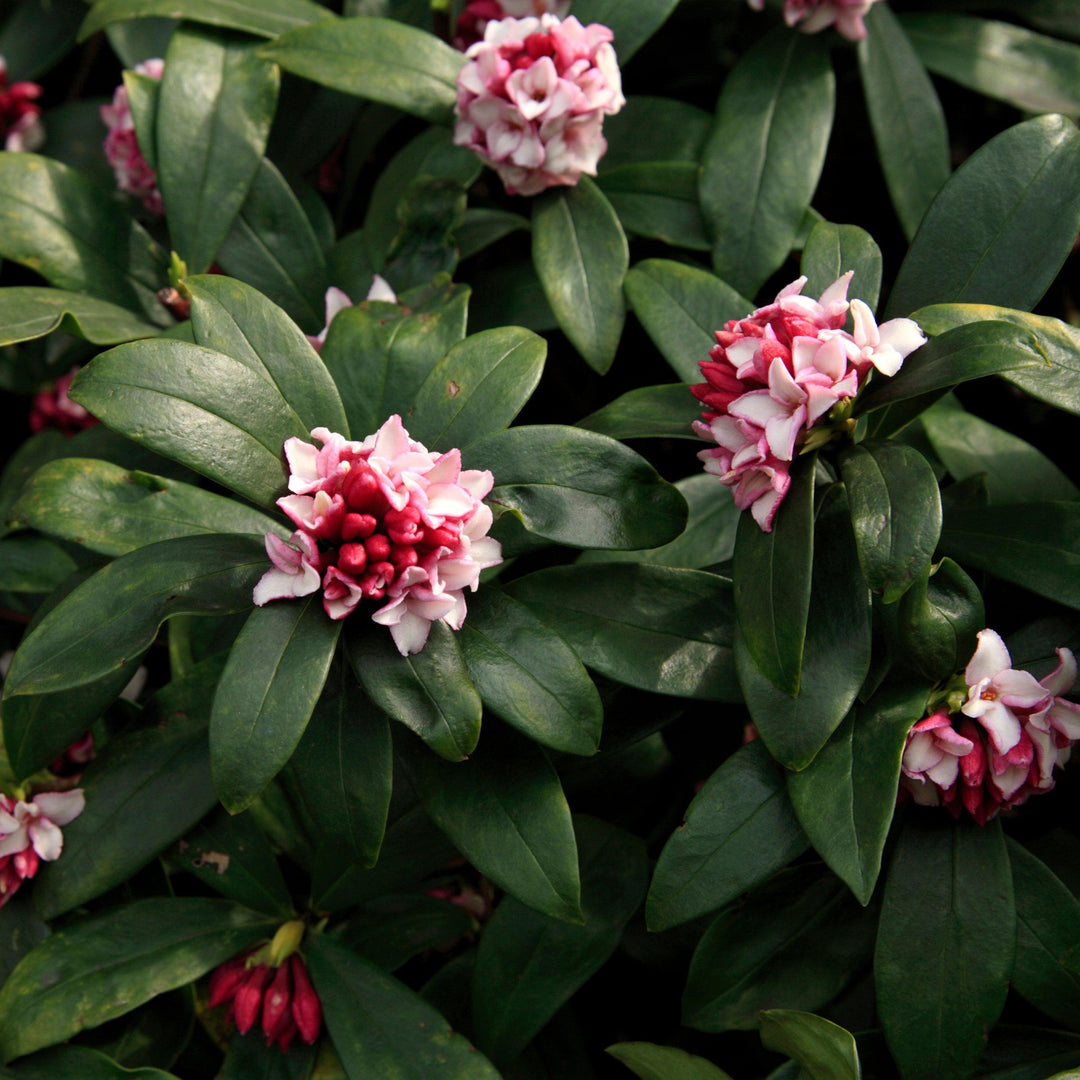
(101, 58, 164, 212)
(261, 961, 293, 1045)
(0, 56, 45, 152)
(233, 964, 272, 1035)
(289, 954, 322, 1045)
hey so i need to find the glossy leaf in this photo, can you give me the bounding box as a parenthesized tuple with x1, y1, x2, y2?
(0, 536, 75, 593)
(787, 684, 928, 905)
(469, 425, 687, 550)
(858, 4, 950, 240)
(597, 162, 709, 251)
(600, 96, 710, 171)
(939, 502, 1080, 611)
(875, 820, 1015, 1080)
(473, 817, 649, 1065)
(737, 485, 871, 771)
(33, 713, 216, 919)
(3, 1045, 184, 1079)
(406, 327, 546, 452)
(124, 67, 160, 171)
(211, 596, 341, 813)
(455, 208, 529, 261)
(0, 899, 274, 1062)
(507, 564, 738, 701)
(283, 664, 392, 868)
(0, 0, 85, 81)
(900, 14, 1080, 116)
(460, 588, 602, 757)
(577, 384, 700, 441)
(2, 534, 265, 699)
(683, 866, 877, 1032)
(402, 723, 582, 922)
(69, 340, 305, 507)
(79, 0, 331, 39)
(532, 177, 628, 373)
(1008, 840, 1080, 1030)
(800, 222, 882, 313)
(886, 114, 1080, 318)
(348, 621, 481, 763)
(622, 259, 751, 383)
(10, 458, 286, 558)
(733, 455, 815, 696)
(0, 287, 158, 347)
(215, 159, 331, 333)
(218, 1032, 317, 1080)
(568, 0, 679, 62)
(759, 1011, 860, 1080)
(700, 31, 834, 297)
(305, 935, 501, 1080)
(0, 154, 169, 324)
(606, 1043, 734, 1080)
(261, 18, 463, 124)
(839, 440, 942, 603)
(157, 28, 278, 272)
(647, 740, 808, 932)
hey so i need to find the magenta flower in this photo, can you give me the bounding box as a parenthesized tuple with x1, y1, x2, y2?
(304, 277, 397, 354)
(0, 789, 85, 908)
(453, 13, 624, 196)
(900, 712, 975, 802)
(101, 58, 164, 213)
(691, 273, 925, 531)
(747, 0, 883, 42)
(454, 0, 571, 51)
(28, 366, 98, 436)
(253, 417, 502, 655)
(0, 55, 44, 152)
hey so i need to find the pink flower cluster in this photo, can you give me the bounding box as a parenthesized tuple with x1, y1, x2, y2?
(453, 0, 571, 51)
(453, 14, 624, 197)
(0, 55, 44, 152)
(209, 951, 321, 1053)
(746, 0, 882, 41)
(29, 367, 98, 436)
(0, 789, 85, 908)
(253, 417, 502, 656)
(101, 58, 164, 213)
(901, 630, 1080, 824)
(691, 273, 925, 531)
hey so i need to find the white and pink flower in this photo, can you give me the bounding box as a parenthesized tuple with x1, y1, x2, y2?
(304, 277, 397, 354)
(253, 417, 502, 655)
(0, 789, 85, 908)
(691, 273, 925, 531)
(453, 13, 624, 196)
(454, 0, 571, 51)
(747, 0, 883, 42)
(0, 55, 44, 152)
(101, 58, 164, 213)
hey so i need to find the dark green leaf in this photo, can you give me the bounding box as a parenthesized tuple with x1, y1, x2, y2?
(69, 340, 305, 507)
(759, 1011, 860, 1080)
(939, 502, 1080, 611)
(460, 589, 602, 757)
(2, 534, 265, 698)
(401, 723, 582, 922)
(158, 27, 279, 272)
(800, 222, 882, 313)
(0, 893, 48, 989)
(647, 740, 808, 932)
(473, 817, 648, 1065)
(700, 31, 834, 296)
(787, 684, 928, 905)
(737, 484, 871, 771)
(219, 1031, 317, 1080)
(0, 0, 85, 81)
(305, 935, 501, 1080)
(469, 425, 687, 550)
(507, 564, 738, 701)
(576, 384, 700, 441)
(34, 713, 216, 919)
(261, 18, 463, 124)
(733, 455, 815, 696)
(568, 0, 679, 62)
(683, 866, 877, 1032)
(11, 458, 285, 557)
(0, 898, 274, 1062)
(0, 154, 169, 325)
(348, 621, 481, 763)
(79, 0, 331, 39)
(606, 1043, 734, 1080)
(0, 536, 76, 593)
(211, 597, 341, 813)
(532, 178, 628, 373)
(125, 67, 160, 172)
(407, 327, 546, 452)
(0, 288, 158, 347)
(839, 440, 942, 603)
(455, 208, 530, 261)
(4, 1045, 184, 1080)
(600, 97, 710, 171)
(886, 115, 1080, 318)
(858, 4, 950, 240)
(875, 819, 1015, 1080)
(597, 163, 709, 251)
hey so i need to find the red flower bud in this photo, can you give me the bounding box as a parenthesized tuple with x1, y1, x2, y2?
(261, 961, 293, 1044)
(233, 964, 272, 1035)
(289, 955, 322, 1045)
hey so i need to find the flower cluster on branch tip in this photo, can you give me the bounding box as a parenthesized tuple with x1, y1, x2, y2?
(901, 630, 1080, 824)
(0, 789, 85, 908)
(101, 58, 164, 213)
(0, 55, 44, 152)
(454, 13, 624, 196)
(454, 0, 571, 51)
(253, 416, 502, 656)
(746, 0, 883, 41)
(691, 272, 926, 532)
